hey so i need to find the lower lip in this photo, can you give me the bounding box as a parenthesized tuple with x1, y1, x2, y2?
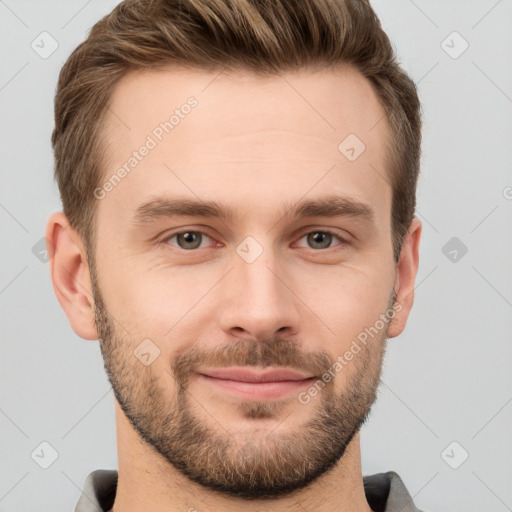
(197, 374, 316, 400)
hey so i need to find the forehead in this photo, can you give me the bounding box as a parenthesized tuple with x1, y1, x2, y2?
(99, 65, 392, 226)
(104, 64, 389, 148)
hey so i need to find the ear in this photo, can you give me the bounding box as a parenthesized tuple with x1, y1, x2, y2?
(387, 217, 422, 338)
(45, 212, 98, 340)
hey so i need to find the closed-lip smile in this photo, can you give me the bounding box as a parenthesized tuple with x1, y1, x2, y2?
(198, 367, 315, 382)
(196, 367, 317, 400)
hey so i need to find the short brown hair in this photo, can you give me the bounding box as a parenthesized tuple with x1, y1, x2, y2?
(52, 0, 421, 263)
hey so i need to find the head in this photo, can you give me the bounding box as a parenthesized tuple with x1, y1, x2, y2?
(47, 0, 422, 500)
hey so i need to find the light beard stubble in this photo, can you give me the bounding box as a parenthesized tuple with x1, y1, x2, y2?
(89, 260, 391, 500)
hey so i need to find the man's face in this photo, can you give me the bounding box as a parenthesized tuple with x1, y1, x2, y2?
(90, 65, 398, 498)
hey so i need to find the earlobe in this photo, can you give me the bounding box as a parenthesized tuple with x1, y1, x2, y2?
(45, 212, 99, 340)
(387, 217, 422, 339)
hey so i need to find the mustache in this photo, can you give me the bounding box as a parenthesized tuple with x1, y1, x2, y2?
(170, 337, 333, 388)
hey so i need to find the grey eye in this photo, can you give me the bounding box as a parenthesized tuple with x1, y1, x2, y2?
(305, 231, 335, 249)
(174, 231, 205, 250)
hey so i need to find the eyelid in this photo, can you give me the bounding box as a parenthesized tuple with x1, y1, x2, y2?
(160, 226, 350, 251)
(293, 228, 350, 248)
(160, 228, 217, 248)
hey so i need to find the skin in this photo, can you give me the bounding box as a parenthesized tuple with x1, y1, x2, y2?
(46, 64, 421, 512)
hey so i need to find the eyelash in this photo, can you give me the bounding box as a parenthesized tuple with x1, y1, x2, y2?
(160, 228, 349, 251)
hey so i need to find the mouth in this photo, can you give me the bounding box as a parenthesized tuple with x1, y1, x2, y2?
(196, 367, 317, 400)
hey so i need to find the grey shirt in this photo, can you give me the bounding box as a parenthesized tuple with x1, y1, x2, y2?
(75, 469, 424, 512)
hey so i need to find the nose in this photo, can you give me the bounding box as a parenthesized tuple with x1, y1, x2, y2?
(217, 244, 302, 342)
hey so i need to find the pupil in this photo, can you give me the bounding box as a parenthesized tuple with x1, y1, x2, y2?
(310, 232, 330, 249)
(180, 232, 200, 249)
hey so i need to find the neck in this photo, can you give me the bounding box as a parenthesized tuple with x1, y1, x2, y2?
(110, 402, 373, 512)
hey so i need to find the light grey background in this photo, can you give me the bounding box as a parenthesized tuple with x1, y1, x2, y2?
(1, 1, 511, 511)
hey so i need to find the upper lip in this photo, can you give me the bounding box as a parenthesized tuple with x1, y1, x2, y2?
(198, 367, 315, 383)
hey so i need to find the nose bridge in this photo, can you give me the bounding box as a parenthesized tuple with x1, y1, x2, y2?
(218, 236, 300, 339)
(239, 248, 281, 302)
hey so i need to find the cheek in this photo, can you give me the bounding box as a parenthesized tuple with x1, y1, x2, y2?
(313, 270, 391, 389)
(295, 259, 394, 337)
(98, 256, 212, 342)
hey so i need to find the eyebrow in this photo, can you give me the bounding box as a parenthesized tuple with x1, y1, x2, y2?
(132, 195, 374, 226)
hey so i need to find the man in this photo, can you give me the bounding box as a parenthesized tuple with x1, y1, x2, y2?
(46, 0, 423, 510)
